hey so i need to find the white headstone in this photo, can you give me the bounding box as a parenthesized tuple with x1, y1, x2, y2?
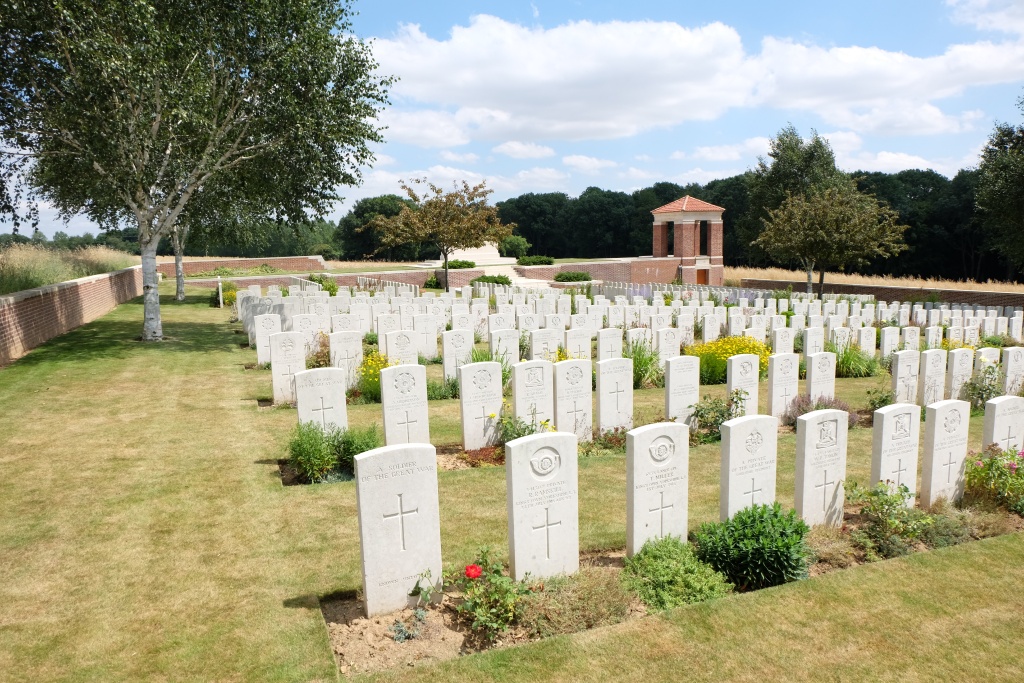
(946, 347, 974, 401)
(803, 327, 824, 356)
(505, 432, 579, 581)
(767, 353, 799, 419)
(384, 330, 417, 365)
(254, 313, 282, 365)
(983, 395, 1024, 452)
(656, 327, 680, 363)
(596, 358, 634, 434)
(380, 365, 430, 445)
(295, 367, 348, 430)
(355, 443, 442, 617)
(512, 360, 555, 428)
(596, 328, 623, 361)
(626, 422, 690, 557)
(879, 327, 900, 358)
(1003, 347, 1024, 395)
(795, 409, 848, 527)
(720, 415, 778, 520)
(918, 349, 947, 406)
(871, 403, 921, 503)
(665, 356, 700, 424)
(920, 399, 970, 508)
(442, 329, 474, 380)
(891, 350, 920, 404)
(270, 331, 305, 404)
(564, 328, 592, 360)
(805, 352, 837, 401)
(458, 362, 503, 451)
(726, 353, 760, 415)
(490, 328, 520, 364)
(554, 359, 593, 441)
(772, 327, 794, 355)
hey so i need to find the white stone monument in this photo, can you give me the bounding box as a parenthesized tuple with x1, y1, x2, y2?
(295, 367, 348, 430)
(920, 399, 971, 508)
(795, 409, 848, 527)
(596, 358, 633, 434)
(626, 423, 689, 557)
(380, 365, 430, 445)
(720, 415, 778, 520)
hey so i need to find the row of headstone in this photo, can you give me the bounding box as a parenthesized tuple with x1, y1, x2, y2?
(354, 392, 1022, 617)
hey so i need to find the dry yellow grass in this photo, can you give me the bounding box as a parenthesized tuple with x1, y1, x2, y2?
(0, 243, 139, 295)
(725, 266, 1024, 293)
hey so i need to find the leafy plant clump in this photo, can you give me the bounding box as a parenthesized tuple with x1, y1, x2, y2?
(693, 503, 811, 591)
(471, 274, 512, 286)
(363, 331, 379, 346)
(307, 273, 339, 295)
(623, 338, 664, 389)
(498, 234, 531, 259)
(453, 548, 531, 642)
(517, 255, 555, 266)
(288, 422, 382, 482)
(684, 336, 770, 385)
(426, 375, 460, 400)
(688, 390, 746, 445)
(447, 259, 476, 269)
(623, 536, 732, 610)
(305, 332, 331, 369)
(965, 445, 1024, 515)
(866, 387, 895, 411)
(961, 364, 1002, 413)
(517, 566, 634, 638)
(781, 394, 858, 428)
(210, 280, 238, 307)
(423, 273, 441, 289)
(388, 609, 426, 643)
(827, 341, 880, 378)
(553, 270, 592, 282)
(846, 481, 934, 559)
(496, 403, 552, 444)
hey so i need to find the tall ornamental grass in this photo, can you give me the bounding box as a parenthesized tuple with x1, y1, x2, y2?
(0, 244, 138, 295)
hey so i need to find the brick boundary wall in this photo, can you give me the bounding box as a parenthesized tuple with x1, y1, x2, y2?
(0, 266, 143, 366)
(155, 255, 327, 277)
(741, 278, 1024, 308)
(186, 269, 486, 290)
(514, 258, 681, 284)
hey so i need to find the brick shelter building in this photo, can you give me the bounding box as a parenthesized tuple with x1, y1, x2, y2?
(650, 196, 725, 285)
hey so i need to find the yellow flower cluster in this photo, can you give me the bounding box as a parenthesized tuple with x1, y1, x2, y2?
(357, 350, 394, 378)
(684, 335, 771, 373)
(940, 338, 975, 352)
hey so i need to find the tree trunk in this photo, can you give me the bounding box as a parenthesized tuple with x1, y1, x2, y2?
(817, 269, 826, 299)
(442, 251, 450, 293)
(805, 267, 814, 296)
(139, 232, 163, 341)
(172, 226, 185, 302)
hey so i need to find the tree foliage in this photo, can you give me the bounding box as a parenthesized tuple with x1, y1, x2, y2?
(978, 94, 1024, 272)
(333, 194, 433, 261)
(366, 179, 513, 290)
(0, 0, 391, 339)
(755, 179, 908, 294)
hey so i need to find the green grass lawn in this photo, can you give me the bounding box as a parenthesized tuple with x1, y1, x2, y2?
(0, 285, 1020, 682)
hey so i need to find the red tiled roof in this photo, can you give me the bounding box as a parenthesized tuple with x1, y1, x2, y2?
(651, 195, 725, 214)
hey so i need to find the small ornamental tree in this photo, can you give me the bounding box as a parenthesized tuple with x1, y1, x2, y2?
(366, 179, 514, 291)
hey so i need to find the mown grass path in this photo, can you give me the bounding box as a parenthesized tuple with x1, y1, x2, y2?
(0, 287, 1020, 682)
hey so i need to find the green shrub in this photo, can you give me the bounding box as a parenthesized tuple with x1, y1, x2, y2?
(519, 332, 531, 363)
(961, 365, 1002, 413)
(453, 547, 531, 641)
(288, 422, 336, 483)
(554, 270, 591, 282)
(846, 481, 934, 559)
(423, 274, 441, 289)
(447, 259, 476, 269)
(363, 331, 378, 346)
(688, 390, 747, 445)
(623, 536, 732, 610)
(517, 255, 554, 266)
(623, 338, 664, 389)
(965, 445, 1024, 515)
(210, 280, 237, 307)
(426, 376, 460, 400)
(307, 273, 339, 295)
(328, 423, 382, 473)
(498, 235, 531, 258)
(827, 342, 880, 378)
(693, 503, 811, 591)
(866, 387, 895, 411)
(471, 274, 512, 286)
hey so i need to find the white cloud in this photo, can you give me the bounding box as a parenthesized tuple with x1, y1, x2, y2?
(439, 150, 479, 163)
(823, 129, 984, 176)
(673, 167, 744, 184)
(689, 137, 771, 161)
(634, 154, 653, 162)
(562, 155, 617, 174)
(515, 167, 570, 186)
(620, 167, 657, 180)
(372, 14, 1024, 144)
(669, 151, 686, 160)
(492, 140, 555, 158)
(947, 0, 1024, 36)
(531, 2, 540, 19)
(372, 153, 396, 166)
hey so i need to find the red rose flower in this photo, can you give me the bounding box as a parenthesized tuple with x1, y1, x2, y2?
(465, 564, 483, 579)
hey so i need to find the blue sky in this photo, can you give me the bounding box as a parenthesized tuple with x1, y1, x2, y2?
(35, 0, 1024, 236)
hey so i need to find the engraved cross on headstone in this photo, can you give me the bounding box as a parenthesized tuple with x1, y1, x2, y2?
(612, 381, 625, 413)
(648, 490, 673, 538)
(742, 477, 763, 507)
(397, 410, 418, 441)
(569, 401, 587, 431)
(532, 506, 561, 560)
(311, 396, 335, 429)
(815, 469, 836, 513)
(891, 458, 908, 487)
(941, 450, 959, 484)
(382, 493, 418, 552)
(1001, 424, 1019, 452)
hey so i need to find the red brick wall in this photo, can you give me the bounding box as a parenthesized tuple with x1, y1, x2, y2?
(741, 278, 1024, 307)
(1, 266, 144, 366)
(652, 223, 668, 258)
(514, 259, 680, 284)
(155, 255, 327, 277)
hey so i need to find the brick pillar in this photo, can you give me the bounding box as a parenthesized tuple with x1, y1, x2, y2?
(652, 222, 669, 257)
(709, 221, 724, 257)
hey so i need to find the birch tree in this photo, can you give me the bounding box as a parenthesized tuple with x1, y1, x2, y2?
(0, 0, 390, 338)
